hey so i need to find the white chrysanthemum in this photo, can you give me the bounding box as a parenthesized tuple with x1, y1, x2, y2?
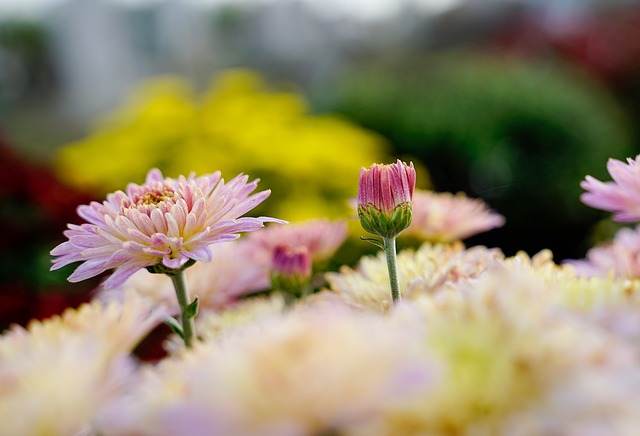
(163, 294, 288, 355)
(389, 265, 640, 434)
(500, 249, 640, 311)
(97, 303, 438, 436)
(326, 242, 503, 311)
(0, 293, 163, 435)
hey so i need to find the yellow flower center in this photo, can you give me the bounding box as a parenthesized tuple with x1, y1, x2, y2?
(135, 187, 177, 207)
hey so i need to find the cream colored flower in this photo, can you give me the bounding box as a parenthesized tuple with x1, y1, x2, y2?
(501, 249, 640, 311)
(386, 265, 640, 435)
(97, 304, 437, 436)
(164, 294, 288, 355)
(0, 293, 163, 436)
(326, 241, 503, 312)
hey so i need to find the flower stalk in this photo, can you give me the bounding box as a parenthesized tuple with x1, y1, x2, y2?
(357, 159, 416, 305)
(383, 236, 401, 302)
(169, 270, 198, 348)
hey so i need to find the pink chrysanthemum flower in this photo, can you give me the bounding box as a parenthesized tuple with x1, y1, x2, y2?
(403, 190, 505, 243)
(246, 218, 348, 263)
(51, 168, 282, 288)
(581, 155, 640, 222)
(565, 225, 640, 279)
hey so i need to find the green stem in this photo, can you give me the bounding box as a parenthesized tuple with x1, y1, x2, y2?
(169, 270, 197, 348)
(383, 236, 401, 304)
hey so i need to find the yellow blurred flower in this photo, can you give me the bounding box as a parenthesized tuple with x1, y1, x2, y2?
(54, 70, 389, 221)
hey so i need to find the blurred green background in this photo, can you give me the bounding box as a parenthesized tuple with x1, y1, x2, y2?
(1, 0, 639, 328)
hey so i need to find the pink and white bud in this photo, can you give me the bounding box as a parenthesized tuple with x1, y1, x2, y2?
(357, 160, 416, 238)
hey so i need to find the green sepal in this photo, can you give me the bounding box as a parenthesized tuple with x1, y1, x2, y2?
(187, 296, 199, 319)
(360, 236, 385, 250)
(146, 258, 197, 276)
(164, 316, 184, 339)
(271, 273, 309, 298)
(357, 202, 413, 239)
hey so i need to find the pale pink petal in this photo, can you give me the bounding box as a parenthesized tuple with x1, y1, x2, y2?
(581, 155, 640, 222)
(68, 259, 113, 282)
(403, 190, 505, 243)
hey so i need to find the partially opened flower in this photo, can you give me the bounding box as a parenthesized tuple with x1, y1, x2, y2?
(404, 190, 505, 243)
(51, 168, 282, 288)
(581, 155, 640, 222)
(357, 160, 416, 239)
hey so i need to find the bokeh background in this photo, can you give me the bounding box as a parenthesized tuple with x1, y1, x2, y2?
(1, 0, 640, 329)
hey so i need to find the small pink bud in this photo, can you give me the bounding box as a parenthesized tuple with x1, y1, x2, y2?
(358, 160, 416, 238)
(271, 244, 312, 295)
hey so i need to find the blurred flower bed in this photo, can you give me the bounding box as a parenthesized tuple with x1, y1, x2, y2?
(3, 4, 640, 432)
(1, 69, 430, 330)
(4, 148, 640, 434)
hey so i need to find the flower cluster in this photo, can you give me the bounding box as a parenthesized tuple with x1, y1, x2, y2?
(3, 157, 640, 433)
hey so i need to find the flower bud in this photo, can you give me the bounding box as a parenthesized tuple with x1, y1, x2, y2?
(271, 244, 312, 296)
(358, 160, 416, 238)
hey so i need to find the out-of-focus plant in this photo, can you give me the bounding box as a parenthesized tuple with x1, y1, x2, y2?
(54, 70, 392, 221)
(0, 136, 95, 330)
(495, 5, 640, 90)
(328, 52, 634, 259)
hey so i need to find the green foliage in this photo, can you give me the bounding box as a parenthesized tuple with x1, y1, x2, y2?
(328, 52, 635, 257)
